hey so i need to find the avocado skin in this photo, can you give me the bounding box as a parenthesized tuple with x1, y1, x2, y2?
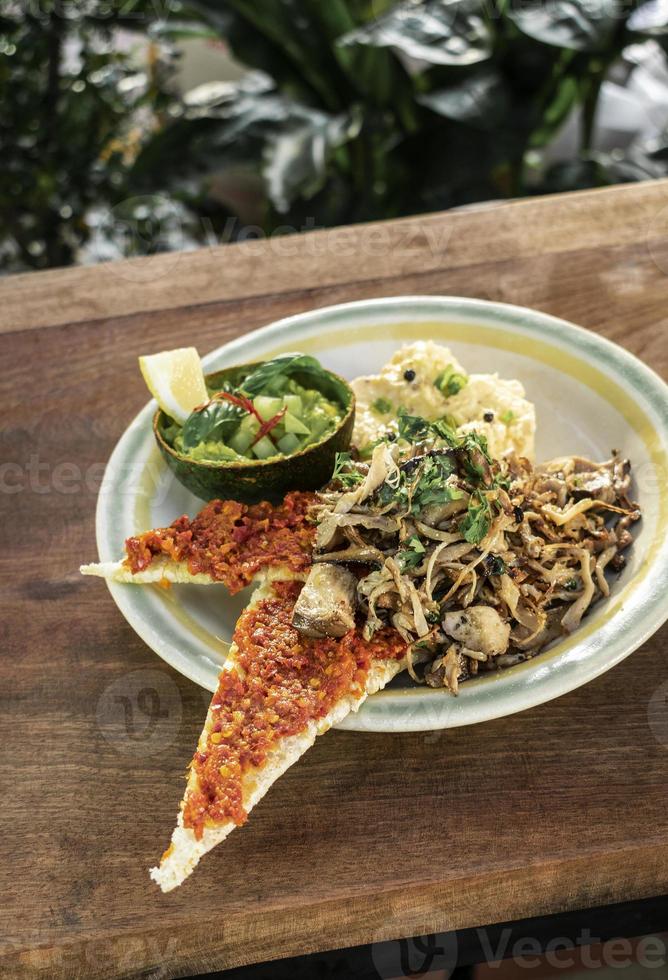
(153, 363, 355, 504)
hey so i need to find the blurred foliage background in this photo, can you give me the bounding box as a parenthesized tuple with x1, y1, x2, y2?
(2, 0, 668, 273)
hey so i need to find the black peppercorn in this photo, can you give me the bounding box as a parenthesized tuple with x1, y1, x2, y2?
(483, 411, 494, 422)
(484, 554, 506, 576)
(513, 505, 524, 523)
(403, 368, 416, 382)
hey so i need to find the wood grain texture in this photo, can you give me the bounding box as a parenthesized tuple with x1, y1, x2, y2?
(1, 182, 667, 980)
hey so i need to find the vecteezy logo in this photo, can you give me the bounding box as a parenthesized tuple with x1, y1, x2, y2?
(372, 930, 459, 978)
(96, 668, 183, 756)
(87, 195, 188, 282)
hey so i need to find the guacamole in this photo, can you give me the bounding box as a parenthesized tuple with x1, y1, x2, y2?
(165, 356, 345, 464)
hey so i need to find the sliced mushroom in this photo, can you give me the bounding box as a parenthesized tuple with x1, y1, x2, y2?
(442, 605, 510, 657)
(314, 544, 384, 565)
(291, 563, 358, 638)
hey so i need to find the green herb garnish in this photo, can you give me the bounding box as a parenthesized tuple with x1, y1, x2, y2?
(332, 451, 364, 487)
(459, 491, 492, 545)
(397, 411, 433, 443)
(499, 409, 516, 425)
(181, 380, 244, 450)
(241, 353, 332, 396)
(371, 396, 392, 415)
(411, 454, 462, 513)
(397, 534, 426, 570)
(434, 364, 468, 397)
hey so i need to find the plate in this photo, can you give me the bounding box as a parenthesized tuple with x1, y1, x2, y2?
(96, 296, 668, 732)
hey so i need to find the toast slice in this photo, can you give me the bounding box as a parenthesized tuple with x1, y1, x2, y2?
(80, 558, 217, 586)
(80, 491, 316, 593)
(150, 572, 407, 892)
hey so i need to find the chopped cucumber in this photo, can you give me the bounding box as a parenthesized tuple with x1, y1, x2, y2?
(253, 396, 283, 419)
(252, 436, 277, 460)
(284, 411, 311, 435)
(238, 414, 260, 436)
(228, 428, 255, 454)
(309, 415, 330, 437)
(277, 432, 301, 454)
(283, 394, 303, 417)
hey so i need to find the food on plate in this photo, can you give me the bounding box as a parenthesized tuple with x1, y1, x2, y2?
(150, 572, 406, 892)
(146, 351, 355, 502)
(139, 347, 209, 426)
(351, 341, 535, 460)
(291, 562, 358, 638)
(82, 492, 316, 593)
(146, 348, 349, 463)
(316, 420, 640, 691)
(81, 341, 642, 890)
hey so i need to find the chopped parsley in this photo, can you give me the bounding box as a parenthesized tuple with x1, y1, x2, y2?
(434, 364, 468, 397)
(410, 455, 462, 513)
(397, 535, 426, 570)
(459, 491, 493, 545)
(397, 411, 433, 443)
(499, 409, 516, 425)
(376, 474, 408, 509)
(371, 396, 393, 415)
(331, 452, 364, 487)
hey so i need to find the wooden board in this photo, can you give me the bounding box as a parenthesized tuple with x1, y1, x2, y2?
(1, 182, 668, 980)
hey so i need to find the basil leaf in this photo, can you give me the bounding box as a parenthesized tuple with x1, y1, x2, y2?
(241, 353, 331, 395)
(181, 400, 244, 450)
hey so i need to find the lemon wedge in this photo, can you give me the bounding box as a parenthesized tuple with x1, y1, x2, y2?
(139, 347, 208, 425)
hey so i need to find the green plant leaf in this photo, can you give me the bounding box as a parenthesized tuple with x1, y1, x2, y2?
(131, 72, 360, 212)
(263, 106, 362, 211)
(506, 0, 619, 51)
(339, 0, 493, 69)
(188, 0, 358, 110)
(627, 0, 668, 55)
(418, 67, 509, 128)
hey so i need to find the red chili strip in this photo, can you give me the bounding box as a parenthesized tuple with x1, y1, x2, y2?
(251, 407, 287, 447)
(212, 390, 263, 423)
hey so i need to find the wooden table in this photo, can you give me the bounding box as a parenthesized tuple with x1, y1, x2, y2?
(2, 181, 668, 980)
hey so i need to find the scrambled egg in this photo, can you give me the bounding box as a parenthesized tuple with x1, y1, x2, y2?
(351, 341, 536, 460)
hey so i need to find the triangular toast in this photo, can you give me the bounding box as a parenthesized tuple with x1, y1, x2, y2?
(80, 558, 217, 586)
(80, 491, 316, 593)
(150, 571, 406, 891)
(81, 493, 408, 891)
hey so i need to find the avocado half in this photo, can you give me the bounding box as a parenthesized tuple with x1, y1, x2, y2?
(153, 362, 355, 503)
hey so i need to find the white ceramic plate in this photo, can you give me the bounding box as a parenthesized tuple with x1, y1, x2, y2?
(95, 296, 668, 732)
